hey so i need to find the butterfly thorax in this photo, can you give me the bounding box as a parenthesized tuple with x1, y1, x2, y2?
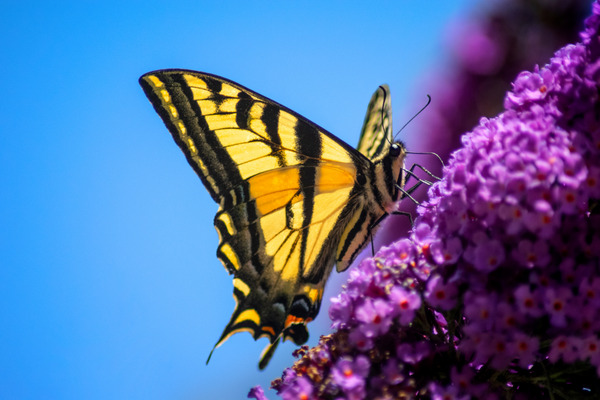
(368, 141, 407, 214)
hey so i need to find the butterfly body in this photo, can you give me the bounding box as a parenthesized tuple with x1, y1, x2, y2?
(139, 70, 406, 368)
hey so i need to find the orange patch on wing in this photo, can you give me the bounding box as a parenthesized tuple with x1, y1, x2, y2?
(316, 163, 356, 191)
(284, 314, 312, 328)
(261, 326, 276, 336)
(248, 168, 301, 215)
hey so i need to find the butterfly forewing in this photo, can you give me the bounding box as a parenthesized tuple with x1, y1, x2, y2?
(140, 70, 405, 368)
(357, 85, 392, 160)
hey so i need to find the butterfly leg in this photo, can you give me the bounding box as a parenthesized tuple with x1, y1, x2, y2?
(403, 163, 439, 188)
(399, 162, 443, 203)
(408, 162, 441, 182)
(366, 209, 415, 256)
(397, 184, 421, 205)
(389, 210, 414, 226)
(368, 213, 388, 255)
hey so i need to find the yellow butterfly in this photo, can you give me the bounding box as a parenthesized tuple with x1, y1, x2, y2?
(140, 70, 408, 368)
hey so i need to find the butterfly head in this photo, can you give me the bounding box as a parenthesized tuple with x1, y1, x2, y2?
(389, 142, 403, 157)
(388, 141, 408, 202)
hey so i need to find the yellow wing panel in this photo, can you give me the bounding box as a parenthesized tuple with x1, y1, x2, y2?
(302, 188, 353, 275)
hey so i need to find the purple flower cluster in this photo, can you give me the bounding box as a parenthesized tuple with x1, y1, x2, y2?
(415, 0, 591, 164)
(250, 2, 600, 399)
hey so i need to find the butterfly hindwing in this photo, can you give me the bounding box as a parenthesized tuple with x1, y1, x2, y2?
(140, 70, 408, 368)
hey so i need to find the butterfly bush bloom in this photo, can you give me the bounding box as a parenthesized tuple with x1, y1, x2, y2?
(250, 2, 600, 398)
(416, 0, 591, 165)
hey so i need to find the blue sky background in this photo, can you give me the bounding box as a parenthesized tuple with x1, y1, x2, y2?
(1, 1, 480, 399)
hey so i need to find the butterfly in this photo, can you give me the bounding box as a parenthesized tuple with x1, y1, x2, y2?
(139, 70, 409, 369)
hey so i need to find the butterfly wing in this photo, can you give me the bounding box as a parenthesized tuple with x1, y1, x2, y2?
(139, 70, 377, 367)
(357, 84, 392, 159)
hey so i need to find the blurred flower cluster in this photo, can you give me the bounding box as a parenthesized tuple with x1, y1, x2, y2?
(417, 0, 592, 163)
(387, 0, 592, 243)
(250, 0, 600, 398)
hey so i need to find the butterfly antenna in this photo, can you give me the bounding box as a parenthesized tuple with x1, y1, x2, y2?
(405, 151, 445, 169)
(394, 94, 431, 141)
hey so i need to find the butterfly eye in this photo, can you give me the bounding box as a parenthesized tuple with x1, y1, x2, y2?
(357, 171, 367, 185)
(390, 143, 402, 157)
